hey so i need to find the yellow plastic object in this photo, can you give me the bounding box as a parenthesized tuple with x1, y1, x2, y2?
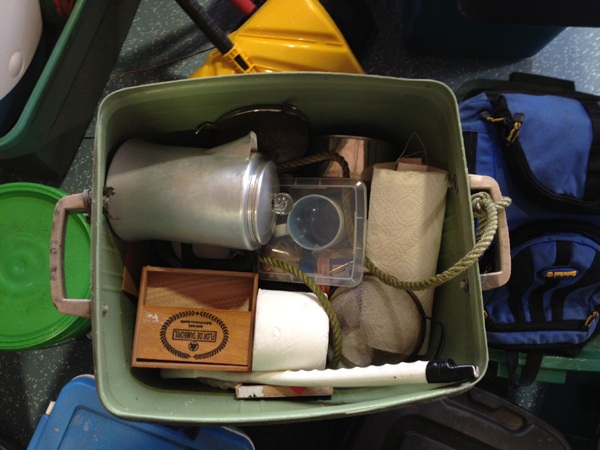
(189, 0, 364, 78)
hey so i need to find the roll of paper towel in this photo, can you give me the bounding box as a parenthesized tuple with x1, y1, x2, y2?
(366, 166, 448, 354)
(252, 289, 329, 371)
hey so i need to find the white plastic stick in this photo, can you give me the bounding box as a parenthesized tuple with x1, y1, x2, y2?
(162, 360, 431, 387)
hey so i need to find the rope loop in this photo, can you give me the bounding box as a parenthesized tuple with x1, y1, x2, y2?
(366, 192, 511, 291)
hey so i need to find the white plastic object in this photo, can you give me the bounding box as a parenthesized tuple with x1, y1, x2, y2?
(162, 360, 431, 387)
(0, 0, 43, 100)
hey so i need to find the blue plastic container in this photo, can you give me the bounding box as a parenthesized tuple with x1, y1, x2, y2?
(400, 0, 565, 58)
(27, 376, 254, 450)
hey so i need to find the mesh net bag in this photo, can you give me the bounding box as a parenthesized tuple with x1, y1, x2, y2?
(331, 276, 428, 367)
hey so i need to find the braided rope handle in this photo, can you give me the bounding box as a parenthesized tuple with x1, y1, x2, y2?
(366, 192, 511, 291)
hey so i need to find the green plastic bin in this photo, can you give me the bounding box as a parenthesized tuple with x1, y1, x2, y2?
(0, 0, 140, 178)
(90, 72, 486, 424)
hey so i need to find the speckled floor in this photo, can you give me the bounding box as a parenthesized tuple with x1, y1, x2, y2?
(1, 0, 600, 448)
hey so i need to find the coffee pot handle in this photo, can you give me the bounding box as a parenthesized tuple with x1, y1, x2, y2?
(49, 193, 92, 318)
(468, 175, 511, 291)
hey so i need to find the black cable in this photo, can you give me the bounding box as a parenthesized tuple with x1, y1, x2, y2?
(430, 319, 445, 359)
(405, 290, 446, 361)
(406, 290, 428, 361)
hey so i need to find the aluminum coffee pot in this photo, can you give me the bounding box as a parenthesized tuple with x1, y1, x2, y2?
(105, 132, 279, 251)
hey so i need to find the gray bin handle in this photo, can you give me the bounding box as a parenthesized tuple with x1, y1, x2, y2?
(469, 175, 511, 291)
(49, 193, 92, 318)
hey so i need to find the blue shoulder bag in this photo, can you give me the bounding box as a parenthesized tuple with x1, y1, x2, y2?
(459, 75, 600, 385)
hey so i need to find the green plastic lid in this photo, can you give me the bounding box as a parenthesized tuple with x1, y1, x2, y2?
(0, 183, 90, 351)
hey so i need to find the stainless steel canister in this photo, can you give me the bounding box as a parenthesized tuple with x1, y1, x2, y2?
(105, 132, 278, 250)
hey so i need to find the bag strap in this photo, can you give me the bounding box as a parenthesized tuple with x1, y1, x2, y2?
(508, 73, 576, 92)
(506, 351, 544, 387)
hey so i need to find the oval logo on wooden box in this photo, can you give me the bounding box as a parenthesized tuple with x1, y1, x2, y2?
(134, 304, 253, 367)
(160, 310, 229, 360)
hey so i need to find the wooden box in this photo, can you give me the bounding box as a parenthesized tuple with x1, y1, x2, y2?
(132, 266, 258, 371)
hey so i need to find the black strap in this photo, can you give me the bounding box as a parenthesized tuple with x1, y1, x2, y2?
(507, 248, 534, 323)
(510, 220, 600, 249)
(463, 132, 478, 174)
(580, 100, 600, 202)
(508, 73, 576, 91)
(529, 240, 572, 322)
(485, 89, 600, 103)
(507, 351, 544, 387)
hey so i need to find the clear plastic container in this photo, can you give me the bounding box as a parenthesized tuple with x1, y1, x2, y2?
(259, 177, 367, 287)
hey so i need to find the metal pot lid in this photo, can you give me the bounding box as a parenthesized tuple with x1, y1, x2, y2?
(248, 158, 279, 246)
(196, 105, 310, 164)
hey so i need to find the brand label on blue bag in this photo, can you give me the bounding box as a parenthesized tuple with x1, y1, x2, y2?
(540, 268, 579, 279)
